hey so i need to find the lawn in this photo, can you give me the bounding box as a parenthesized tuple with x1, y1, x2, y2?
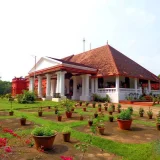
(0, 99, 160, 160)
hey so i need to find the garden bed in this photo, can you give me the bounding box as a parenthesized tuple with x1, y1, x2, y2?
(74, 121, 159, 144)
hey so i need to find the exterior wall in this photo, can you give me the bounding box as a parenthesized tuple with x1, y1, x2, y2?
(12, 77, 28, 96)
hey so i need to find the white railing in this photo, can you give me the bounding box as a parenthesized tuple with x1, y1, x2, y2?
(119, 88, 142, 94)
(151, 90, 160, 95)
(97, 88, 116, 93)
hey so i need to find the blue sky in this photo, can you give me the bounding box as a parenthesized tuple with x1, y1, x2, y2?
(0, 0, 160, 81)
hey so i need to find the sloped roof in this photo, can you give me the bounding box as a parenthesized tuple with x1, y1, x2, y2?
(62, 45, 160, 82)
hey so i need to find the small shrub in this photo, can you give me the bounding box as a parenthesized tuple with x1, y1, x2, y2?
(62, 126, 72, 133)
(32, 126, 55, 136)
(117, 110, 132, 120)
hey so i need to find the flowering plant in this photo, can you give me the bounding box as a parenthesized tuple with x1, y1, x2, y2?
(60, 156, 73, 160)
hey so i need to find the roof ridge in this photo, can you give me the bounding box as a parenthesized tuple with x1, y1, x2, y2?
(107, 45, 120, 75)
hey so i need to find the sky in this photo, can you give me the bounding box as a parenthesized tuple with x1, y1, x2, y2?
(0, 0, 160, 81)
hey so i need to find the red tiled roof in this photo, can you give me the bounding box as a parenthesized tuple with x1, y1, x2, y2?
(62, 45, 160, 82)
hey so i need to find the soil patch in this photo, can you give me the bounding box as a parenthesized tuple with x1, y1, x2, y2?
(5, 133, 119, 160)
(75, 121, 160, 144)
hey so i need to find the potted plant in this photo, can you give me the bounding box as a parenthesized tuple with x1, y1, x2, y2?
(117, 109, 132, 130)
(104, 102, 108, 111)
(139, 107, 145, 117)
(97, 119, 105, 135)
(156, 111, 160, 118)
(9, 109, 14, 116)
(110, 103, 115, 112)
(109, 115, 114, 122)
(83, 105, 86, 112)
(79, 101, 82, 106)
(88, 116, 93, 126)
(20, 115, 27, 126)
(86, 102, 89, 107)
(9, 97, 14, 116)
(98, 103, 102, 112)
(61, 99, 73, 118)
(71, 106, 75, 112)
(57, 111, 62, 122)
(147, 108, 153, 119)
(117, 104, 121, 113)
(94, 110, 98, 118)
(153, 97, 157, 105)
(128, 106, 133, 114)
(54, 106, 59, 114)
(156, 117, 160, 130)
(32, 126, 57, 150)
(108, 106, 113, 115)
(38, 107, 43, 117)
(62, 126, 72, 142)
(79, 112, 84, 121)
(92, 101, 96, 108)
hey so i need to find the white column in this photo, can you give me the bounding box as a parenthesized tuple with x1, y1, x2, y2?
(115, 76, 119, 103)
(46, 74, 51, 98)
(81, 75, 85, 97)
(59, 71, 67, 97)
(85, 74, 90, 96)
(37, 76, 42, 97)
(116, 76, 119, 92)
(51, 79, 56, 97)
(94, 78, 98, 93)
(91, 78, 94, 93)
(56, 72, 60, 93)
(29, 77, 34, 92)
(134, 78, 138, 94)
(148, 80, 151, 93)
(72, 76, 78, 100)
(65, 79, 70, 94)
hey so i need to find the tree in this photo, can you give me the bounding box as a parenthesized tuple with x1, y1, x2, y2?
(158, 74, 160, 78)
(0, 80, 11, 95)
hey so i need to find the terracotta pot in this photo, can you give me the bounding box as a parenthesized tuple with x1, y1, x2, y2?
(98, 108, 101, 112)
(66, 111, 72, 118)
(109, 112, 113, 115)
(109, 117, 114, 122)
(63, 133, 70, 142)
(80, 116, 83, 121)
(94, 113, 98, 118)
(80, 103, 82, 106)
(104, 107, 107, 111)
(33, 134, 56, 150)
(20, 118, 26, 126)
(83, 108, 86, 112)
(139, 113, 144, 117)
(93, 104, 96, 108)
(148, 115, 152, 119)
(9, 111, 13, 116)
(97, 127, 105, 135)
(118, 109, 121, 113)
(48, 106, 51, 109)
(38, 111, 42, 117)
(57, 116, 62, 121)
(156, 123, 160, 130)
(117, 119, 132, 130)
(88, 121, 93, 126)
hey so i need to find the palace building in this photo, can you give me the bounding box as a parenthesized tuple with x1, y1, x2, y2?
(12, 44, 160, 103)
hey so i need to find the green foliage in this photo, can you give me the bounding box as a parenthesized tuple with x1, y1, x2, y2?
(21, 114, 27, 119)
(32, 126, 55, 136)
(62, 126, 72, 133)
(117, 103, 121, 109)
(110, 103, 115, 111)
(16, 90, 36, 104)
(92, 94, 111, 102)
(98, 103, 102, 108)
(61, 99, 74, 112)
(57, 111, 62, 117)
(139, 107, 144, 114)
(108, 106, 113, 112)
(38, 107, 43, 112)
(85, 101, 89, 106)
(127, 106, 133, 114)
(117, 109, 132, 120)
(147, 108, 153, 116)
(156, 117, 160, 123)
(0, 80, 11, 95)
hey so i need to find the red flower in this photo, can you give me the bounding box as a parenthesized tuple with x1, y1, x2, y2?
(4, 146, 12, 153)
(25, 139, 31, 144)
(0, 138, 7, 147)
(60, 156, 73, 160)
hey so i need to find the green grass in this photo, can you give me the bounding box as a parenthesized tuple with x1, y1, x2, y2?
(1, 99, 160, 160)
(0, 98, 58, 111)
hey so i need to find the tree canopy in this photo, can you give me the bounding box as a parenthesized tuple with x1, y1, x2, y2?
(0, 80, 11, 95)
